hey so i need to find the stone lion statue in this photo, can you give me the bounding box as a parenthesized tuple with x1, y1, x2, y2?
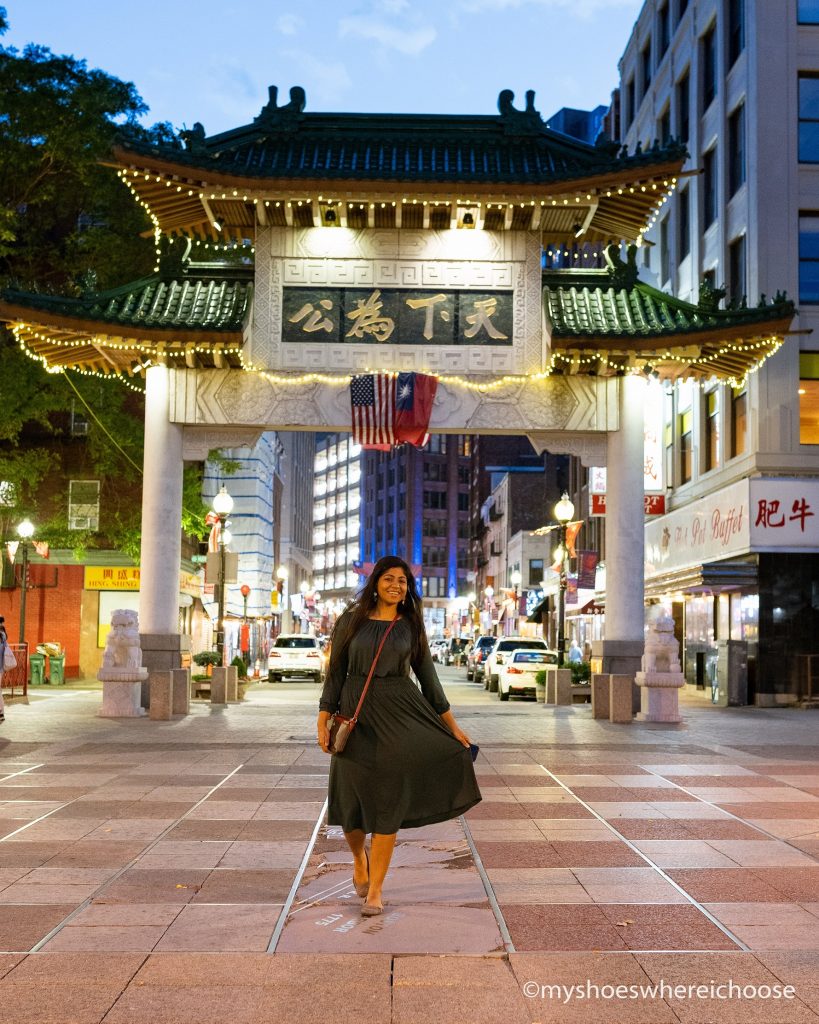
(102, 609, 143, 672)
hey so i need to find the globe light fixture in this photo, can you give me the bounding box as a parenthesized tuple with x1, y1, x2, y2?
(553, 492, 576, 666)
(211, 487, 233, 662)
(16, 518, 35, 646)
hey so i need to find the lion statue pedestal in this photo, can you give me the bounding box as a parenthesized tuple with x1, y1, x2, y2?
(635, 614, 685, 724)
(98, 609, 147, 717)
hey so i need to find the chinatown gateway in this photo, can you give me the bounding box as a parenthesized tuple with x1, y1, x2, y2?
(0, 86, 794, 700)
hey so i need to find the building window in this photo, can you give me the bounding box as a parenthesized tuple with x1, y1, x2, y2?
(676, 69, 690, 142)
(799, 75, 819, 162)
(658, 1, 670, 58)
(703, 148, 718, 229)
(728, 235, 746, 304)
(529, 559, 544, 586)
(457, 492, 469, 512)
(800, 352, 819, 443)
(799, 214, 819, 302)
(660, 217, 670, 285)
(727, 0, 745, 67)
(704, 389, 720, 471)
(678, 186, 690, 259)
(798, 0, 819, 23)
(626, 77, 636, 127)
(679, 408, 693, 483)
(641, 40, 652, 98)
(658, 106, 671, 145)
(423, 490, 447, 509)
(728, 105, 746, 196)
(730, 387, 748, 457)
(702, 23, 717, 110)
(427, 435, 447, 454)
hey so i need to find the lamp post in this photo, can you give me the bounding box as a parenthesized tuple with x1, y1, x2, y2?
(240, 583, 250, 622)
(16, 518, 35, 646)
(554, 492, 575, 667)
(467, 591, 477, 635)
(510, 569, 522, 634)
(483, 585, 494, 634)
(211, 486, 234, 664)
(299, 579, 310, 634)
(276, 566, 289, 633)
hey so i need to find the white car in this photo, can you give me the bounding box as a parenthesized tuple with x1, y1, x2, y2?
(497, 648, 558, 701)
(484, 636, 550, 692)
(268, 634, 325, 683)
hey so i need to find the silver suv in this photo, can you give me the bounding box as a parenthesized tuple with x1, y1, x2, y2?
(484, 636, 549, 692)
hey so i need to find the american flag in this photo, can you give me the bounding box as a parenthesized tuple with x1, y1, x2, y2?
(350, 372, 438, 449)
(350, 373, 397, 449)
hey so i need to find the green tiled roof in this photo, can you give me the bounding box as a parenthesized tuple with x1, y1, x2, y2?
(543, 272, 795, 341)
(3, 267, 252, 333)
(117, 87, 686, 187)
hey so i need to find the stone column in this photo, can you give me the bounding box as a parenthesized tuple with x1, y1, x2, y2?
(593, 374, 646, 690)
(139, 365, 185, 673)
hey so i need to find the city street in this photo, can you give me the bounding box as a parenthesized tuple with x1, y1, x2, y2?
(0, 668, 818, 1022)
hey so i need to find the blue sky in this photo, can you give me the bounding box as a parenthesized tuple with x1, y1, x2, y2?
(4, 0, 643, 134)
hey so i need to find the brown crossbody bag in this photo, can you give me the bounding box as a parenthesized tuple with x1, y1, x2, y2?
(327, 617, 400, 755)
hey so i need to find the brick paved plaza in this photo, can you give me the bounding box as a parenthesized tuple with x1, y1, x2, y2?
(1, 674, 818, 1023)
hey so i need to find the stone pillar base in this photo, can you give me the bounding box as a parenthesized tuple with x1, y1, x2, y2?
(591, 674, 610, 719)
(211, 667, 228, 707)
(99, 677, 146, 718)
(149, 671, 173, 721)
(172, 668, 190, 716)
(139, 633, 190, 708)
(609, 674, 633, 724)
(592, 640, 643, 712)
(226, 665, 239, 703)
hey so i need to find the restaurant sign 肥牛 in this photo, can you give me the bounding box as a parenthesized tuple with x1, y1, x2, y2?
(282, 287, 513, 347)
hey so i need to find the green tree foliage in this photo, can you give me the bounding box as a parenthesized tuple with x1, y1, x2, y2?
(0, 9, 212, 555)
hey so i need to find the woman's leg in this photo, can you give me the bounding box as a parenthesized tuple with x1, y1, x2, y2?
(343, 828, 368, 889)
(0, 671, 5, 720)
(365, 832, 397, 910)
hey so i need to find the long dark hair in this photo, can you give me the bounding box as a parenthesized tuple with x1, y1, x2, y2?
(329, 555, 427, 669)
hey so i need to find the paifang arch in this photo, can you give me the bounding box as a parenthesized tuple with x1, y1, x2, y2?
(0, 87, 795, 676)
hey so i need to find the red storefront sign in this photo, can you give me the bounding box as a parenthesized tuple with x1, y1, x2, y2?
(591, 493, 666, 516)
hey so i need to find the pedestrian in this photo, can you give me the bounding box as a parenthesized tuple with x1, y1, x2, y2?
(567, 639, 583, 664)
(0, 616, 8, 723)
(317, 555, 481, 916)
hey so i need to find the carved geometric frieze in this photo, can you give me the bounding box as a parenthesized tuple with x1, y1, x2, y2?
(170, 369, 618, 438)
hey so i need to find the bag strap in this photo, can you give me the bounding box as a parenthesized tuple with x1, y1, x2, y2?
(349, 616, 400, 724)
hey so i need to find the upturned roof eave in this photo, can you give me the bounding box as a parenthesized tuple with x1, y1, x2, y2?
(108, 144, 685, 196)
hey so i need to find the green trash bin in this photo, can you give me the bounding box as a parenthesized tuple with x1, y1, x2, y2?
(29, 653, 46, 686)
(48, 654, 66, 686)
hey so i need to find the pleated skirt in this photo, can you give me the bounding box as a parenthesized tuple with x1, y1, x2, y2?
(327, 674, 482, 834)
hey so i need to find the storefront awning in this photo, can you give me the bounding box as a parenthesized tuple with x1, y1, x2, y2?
(526, 595, 552, 622)
(643, 559, 758, 600)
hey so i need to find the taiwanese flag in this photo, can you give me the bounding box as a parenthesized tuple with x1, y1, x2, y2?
(394, 372, 438, 447)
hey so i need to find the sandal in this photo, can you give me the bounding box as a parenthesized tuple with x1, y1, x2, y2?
(353, 849, 370, 898)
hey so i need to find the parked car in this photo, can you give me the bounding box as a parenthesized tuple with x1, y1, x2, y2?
(430, 639, 448, 663)
(443, 637, 470, 666)
(497, 648, 558, 701)
(484, 636, 550, 692)
(268, 634, 325, 683)
(467, 635, 497, 681)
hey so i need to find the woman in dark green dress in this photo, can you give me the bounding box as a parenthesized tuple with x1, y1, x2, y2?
(317, 556, 481, 916)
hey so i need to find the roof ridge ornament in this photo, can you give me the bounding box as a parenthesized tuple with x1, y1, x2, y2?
(180, 122, 207, 155)
(497, 89, 543, 135)
(255, 85, 307, 130)
(604, 243, 639, 290)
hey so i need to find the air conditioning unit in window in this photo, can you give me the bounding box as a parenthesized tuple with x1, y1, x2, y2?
(69, 515, 98, 531)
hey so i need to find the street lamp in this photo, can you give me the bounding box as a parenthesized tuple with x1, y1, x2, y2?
(510, 569, 522, 634)
(299, 580, 310, 634)
(211, 486, 234, 664)
(240, 583, 251, 621)
(276, 565, 289, 633)
(16, 518, 35, 646)
(554, 492, 575, 667)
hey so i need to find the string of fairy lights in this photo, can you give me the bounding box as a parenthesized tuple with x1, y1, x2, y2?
(10, 316, 783, 394)
(9, 164, 779, 395)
